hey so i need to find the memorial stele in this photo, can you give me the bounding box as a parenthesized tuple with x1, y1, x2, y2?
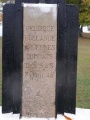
(22, 4, 57, 118)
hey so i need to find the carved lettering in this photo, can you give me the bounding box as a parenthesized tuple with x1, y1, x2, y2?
(26, 26, 54, 32)
(25, 62, 53, 70)
(24, 35, 56, 41)
(23, 44, 55, 51)
(22, 4, 57, 118)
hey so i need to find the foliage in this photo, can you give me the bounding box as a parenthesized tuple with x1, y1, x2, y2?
(80, 0, 90, 25)
(67, 0, 90, 25)
(1, 0, 7, 2)
(67, 0, 79, 6)
(1, 0, 14, 3)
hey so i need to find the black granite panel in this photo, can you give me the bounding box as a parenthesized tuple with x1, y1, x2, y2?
(64, 5, 79, 114)
(2, 4, 15, 113)
(2, 4, 23, 114)
(12, 5, 23, 114)
(56, 0, 66, 114)
(45, 0, 56, 3)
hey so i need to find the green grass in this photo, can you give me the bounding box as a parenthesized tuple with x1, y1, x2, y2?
(0, 35, 90, 108)
(77, 35, 90, 108)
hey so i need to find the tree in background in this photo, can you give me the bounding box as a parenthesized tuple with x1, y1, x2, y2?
(79, 0, 90, 36)
(80, 0, 90, 26)
(1, 0, 14, 3)
(1, 0, 7, 2)
(67, 0, 79, 6)
(67, 0, 90, 36)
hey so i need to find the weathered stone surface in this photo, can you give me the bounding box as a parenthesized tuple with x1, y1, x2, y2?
(22, 4, 57, 118)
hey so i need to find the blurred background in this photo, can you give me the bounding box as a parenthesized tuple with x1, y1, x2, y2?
(0, 0, 90, 109)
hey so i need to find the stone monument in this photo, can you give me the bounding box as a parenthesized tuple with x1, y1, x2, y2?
(2, 0, 78, 118)
(22, 4, 57, 118)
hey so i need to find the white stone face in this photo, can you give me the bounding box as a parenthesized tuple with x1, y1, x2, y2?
(22, 4, 57, 118)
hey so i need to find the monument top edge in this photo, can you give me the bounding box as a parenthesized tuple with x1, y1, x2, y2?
(23, 3, 57, 8)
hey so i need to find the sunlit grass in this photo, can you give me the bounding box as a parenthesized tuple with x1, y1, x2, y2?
(77, 36, 90, 108)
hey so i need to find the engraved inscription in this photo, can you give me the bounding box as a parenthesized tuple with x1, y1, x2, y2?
(22, 4, 57, 118)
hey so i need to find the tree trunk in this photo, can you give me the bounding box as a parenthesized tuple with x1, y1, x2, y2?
(79, 25, 83, 37)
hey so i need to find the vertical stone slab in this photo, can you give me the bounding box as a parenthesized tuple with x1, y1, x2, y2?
(22, 4, 57, 118)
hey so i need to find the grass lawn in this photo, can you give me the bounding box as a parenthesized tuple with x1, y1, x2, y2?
(0, 35, 90, 108)
(77, 35, 90, 108)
